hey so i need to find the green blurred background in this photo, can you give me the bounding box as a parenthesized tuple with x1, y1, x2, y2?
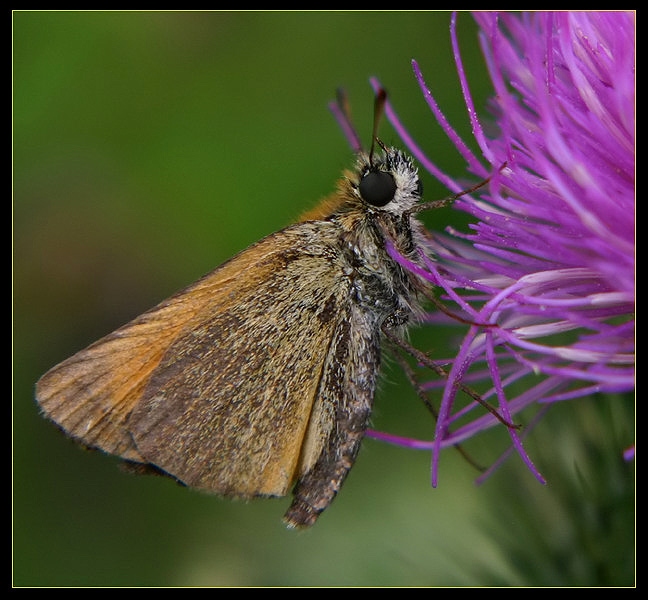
(13, 11, 634, 587)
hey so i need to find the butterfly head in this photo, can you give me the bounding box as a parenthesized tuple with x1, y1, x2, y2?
(352, 145, 423, 216)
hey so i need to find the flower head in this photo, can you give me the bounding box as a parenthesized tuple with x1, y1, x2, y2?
(367, 11, 635, 484)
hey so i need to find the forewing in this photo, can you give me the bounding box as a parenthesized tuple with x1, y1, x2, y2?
(36, 221, 350, 497)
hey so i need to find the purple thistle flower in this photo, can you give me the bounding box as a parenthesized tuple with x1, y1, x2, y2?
(368, 11, 635, 484)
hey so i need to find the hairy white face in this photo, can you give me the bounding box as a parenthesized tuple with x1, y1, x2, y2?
(353, 148, 424, 215)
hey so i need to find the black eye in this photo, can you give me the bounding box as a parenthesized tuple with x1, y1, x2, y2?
(416, 178, 423, 197)
(359, 170, 396, 207)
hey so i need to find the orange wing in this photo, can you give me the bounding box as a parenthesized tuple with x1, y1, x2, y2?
(36, 221, 350, 496)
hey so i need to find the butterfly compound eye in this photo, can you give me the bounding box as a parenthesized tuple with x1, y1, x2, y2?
(359, 170, 397, 207)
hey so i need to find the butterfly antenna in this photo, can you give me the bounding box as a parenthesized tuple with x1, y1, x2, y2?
(330, 88, 364, 154)
(369, 87, 388, 166)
